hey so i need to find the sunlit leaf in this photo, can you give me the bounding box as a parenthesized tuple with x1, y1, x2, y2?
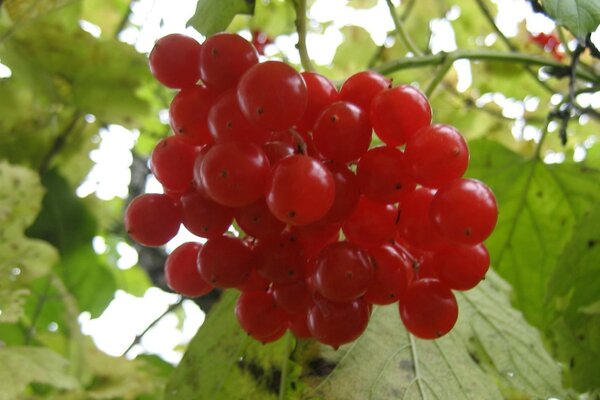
(546, 203, 600, 391)
(467, 139, 600, 329)
(0, 346, 79, 400)
(543, 0, 600, 38)
(167, 272, 566, 399)
(188, 0, 256, 36)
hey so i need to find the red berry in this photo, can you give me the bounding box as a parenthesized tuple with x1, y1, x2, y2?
(307, 297, 370, 349)
(254, 231, 307, 284)
(180, 189, 234, 238)
(321, 162, 361, 223)
(297, 71, 339, 132)
(150, 136, 198, 193)
(397, 187, 444, 250)
(433, 243, 490, 290)
(235, 291, 288, 343)
(125, 194, 181, 247)
(404, 124, 469, 188)
(340, 70, 390, 112)
(313, 101, 372, 163)
(238, 61, 308, 131)
(399, 278, 458, 339)
(200, 141, 270, 207)
(342, 196, 398, 249)
(149, 34, 201, 89)
(370, 85, 431, 146)
(234, 198, 285, 239)
(313, 241, 374, 302)
(197, 235, 253, 288)
(364, 244, 412, 305)
(356, 146, 416, 204)
(200, 33, 259, 92)
(165, 242, 212, 297)
(169, 85, 216, 146)
(265, 155, 335, 226)
(271, 280, 313, 314)
(430, 178, 498, 245)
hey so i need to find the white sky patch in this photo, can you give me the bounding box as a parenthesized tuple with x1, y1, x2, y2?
(77, 125, 137, 200)
(79, 20, 102, 38)
(0, 59, 12, 78)
(80, 288, 204, 364)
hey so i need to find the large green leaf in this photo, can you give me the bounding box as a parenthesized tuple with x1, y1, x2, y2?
(0, 162, 57, 323)
(0, 346, 79, 400)
(167, 272, 565, 399)
(27, 171, 116, 318)
(543, 0, 600, 38)
(188, 0, 256, 36)
(166, 291, 303, 400)
(545, 203, 600, 392)
(4, 0, 75, 23)
(467, 139, 600, 328)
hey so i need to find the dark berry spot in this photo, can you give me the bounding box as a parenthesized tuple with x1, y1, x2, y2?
(226, 121, 233, 129)
(394, 182, 402, 190)
(330, 114, 339, 123)
(257, 107, 264, 115)
(220, 170, 228, 178)
(464, 227, 472, 237)
(288, 210, 297, 218)
(211, 47, 219, 56)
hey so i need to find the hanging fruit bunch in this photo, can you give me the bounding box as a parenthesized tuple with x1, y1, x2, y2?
(124, 32, 498, 349)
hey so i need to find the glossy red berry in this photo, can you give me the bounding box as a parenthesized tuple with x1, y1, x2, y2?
(238, 61, 308, 131)
(364, 244, 412, 305)
(430, 178, 498, 245)
(150, 136, 198, 193)
(307, 297, 370, 349)
(200, 141, 270, 207)
(169, 85, 216, 146)
(356, 146, 416, 204)
(234, 198, 286, 239)
(399, 278, 458, 339)
(433, 243, 490, 290)
(370, 85, 431, 146)
(254, 231, 307, 284)
(199, 33, 259, 91)
(342, 196, 398, 249)
(197, 235, 253, 288)
(235, 291, 288, 343)
(266, 155, 335, 226)
(297, 71, 339, 132)
(340, 70, 391, 112)
(404, 124, 469, 188)
(322, 162, 361, 224)
(397, 187, 444, 250)
(165, 242, 213, 297)
(313, 241, 373, 302)
(313, 101, 372, 163)
(180, 189, 234, 238)
(149, 34, 201, 89)
(125, 194, 181, 247)
(271, 280, 313, 314)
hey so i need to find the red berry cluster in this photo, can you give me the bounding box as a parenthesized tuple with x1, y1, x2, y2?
(124, 32, 498, 348)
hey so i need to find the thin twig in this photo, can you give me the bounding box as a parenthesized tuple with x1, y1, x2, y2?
(385, 0, 422, 56)
(122, 297, 184, 356)
(555, 42, 585, 145)
(292, 0, 315, 72)
(38, 111, 83, 174)
(373, 49, 599, 84)
(424, 55, 454, 97)
(113, 0, 134, 38)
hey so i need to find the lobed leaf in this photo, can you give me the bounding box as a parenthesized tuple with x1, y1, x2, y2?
(545, 203, 600, 391)
(188, 0, 256, 36)
(543, 0, 600, 38)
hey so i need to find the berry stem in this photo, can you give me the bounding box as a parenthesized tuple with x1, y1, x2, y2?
(384, 0, 422, 56)
(423, 55, 454, 98)
(292, 0, 315, 72)
(374, 50, 599, 83)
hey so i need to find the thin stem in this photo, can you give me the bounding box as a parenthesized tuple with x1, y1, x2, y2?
(114, 0, 134, 38)
(424, 56, 454, 97)
(24, 275, 53, 344)
(473, 0, 556, 94)
(38, 111, 83, 174)
(556, 42, 585, 145)
(409, 333, 427, 400)
(122, 297, 184, 356)
(385, 0, 422, 56)
(373, 50, 599, 83)
(278, 333, 293, 400)
(292, 0, 315, 72)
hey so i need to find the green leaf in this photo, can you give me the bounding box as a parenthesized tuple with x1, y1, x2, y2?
(187, 0, 256, 36)
(298, 272, 565, 400)
(168, 272, 565, 399)
(545, 203, 600, 391)
(329, 26, 377, 79)
(4, 0, 76, 23)
(0, 162, 57, 323)
(0, 346, 79, 400)
(467, 139, 600, 328)
(166, 291, 303, 400)
(543, 0, 600, 38)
